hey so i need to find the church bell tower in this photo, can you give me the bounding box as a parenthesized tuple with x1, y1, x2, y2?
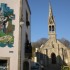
(48, 2, 56, 41)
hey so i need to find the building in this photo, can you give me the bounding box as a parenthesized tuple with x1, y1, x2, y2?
(34, 3, 70, 70)
(0, 0, 32, 70)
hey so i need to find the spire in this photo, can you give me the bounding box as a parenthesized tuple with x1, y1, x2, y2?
(49, 0, 52, 17)
(48, 1, 54, 24)
(48, 1, 56, 41)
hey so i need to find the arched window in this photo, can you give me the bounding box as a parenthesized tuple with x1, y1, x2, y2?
(49, 26, 51, 31)
(52, 25, 54, 31)
(51, 53, 56, 64)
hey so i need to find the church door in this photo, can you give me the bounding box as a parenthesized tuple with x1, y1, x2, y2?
(51, 53, 56, 64)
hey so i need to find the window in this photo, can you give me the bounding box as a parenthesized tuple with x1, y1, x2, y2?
(26, 33, 28, 41)
(26, 11, 30, 27)
(26, 11, 28, 21)
(0, 60, 7, 70)
(62, 48, 64, 61)
(46, 49, 48, 55)
(52, 25, 54, 31)
(64, 50, 68, 58)
(25, 33, 32, 59)
(49, 26, 51, 31)
(25, 33, 29, 53)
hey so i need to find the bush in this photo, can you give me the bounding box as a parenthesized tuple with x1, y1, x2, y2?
(61, 66, 70, 70)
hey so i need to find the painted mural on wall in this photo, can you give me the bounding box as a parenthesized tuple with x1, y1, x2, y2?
(0, 3, 15, 47)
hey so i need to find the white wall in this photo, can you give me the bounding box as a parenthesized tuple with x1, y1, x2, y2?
(0, 0, 20, 70)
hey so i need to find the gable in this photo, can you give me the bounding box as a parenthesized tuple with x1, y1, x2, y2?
(40, 39, 70, 51)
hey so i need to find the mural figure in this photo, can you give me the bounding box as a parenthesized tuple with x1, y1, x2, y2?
(0, 3, 15, 47)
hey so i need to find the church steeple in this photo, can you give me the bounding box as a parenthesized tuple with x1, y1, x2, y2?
(48, 2, 56, 41)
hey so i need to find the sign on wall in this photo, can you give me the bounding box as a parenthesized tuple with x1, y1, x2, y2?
(0, 3, 15, 47)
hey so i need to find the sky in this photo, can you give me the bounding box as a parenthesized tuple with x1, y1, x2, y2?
(28, 0, 70, 42)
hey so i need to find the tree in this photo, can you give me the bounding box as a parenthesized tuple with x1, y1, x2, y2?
(32, 38, 48, 48)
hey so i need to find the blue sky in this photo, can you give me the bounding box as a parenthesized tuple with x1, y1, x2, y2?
(28, 0, 70, 42)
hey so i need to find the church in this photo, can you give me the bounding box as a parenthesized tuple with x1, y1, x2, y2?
(34, 3, 70, 70)
(0, 0, 32, 70)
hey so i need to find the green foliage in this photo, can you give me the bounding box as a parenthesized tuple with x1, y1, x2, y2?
(61, 66, 70, 70)
(32, 38, 48, 48)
